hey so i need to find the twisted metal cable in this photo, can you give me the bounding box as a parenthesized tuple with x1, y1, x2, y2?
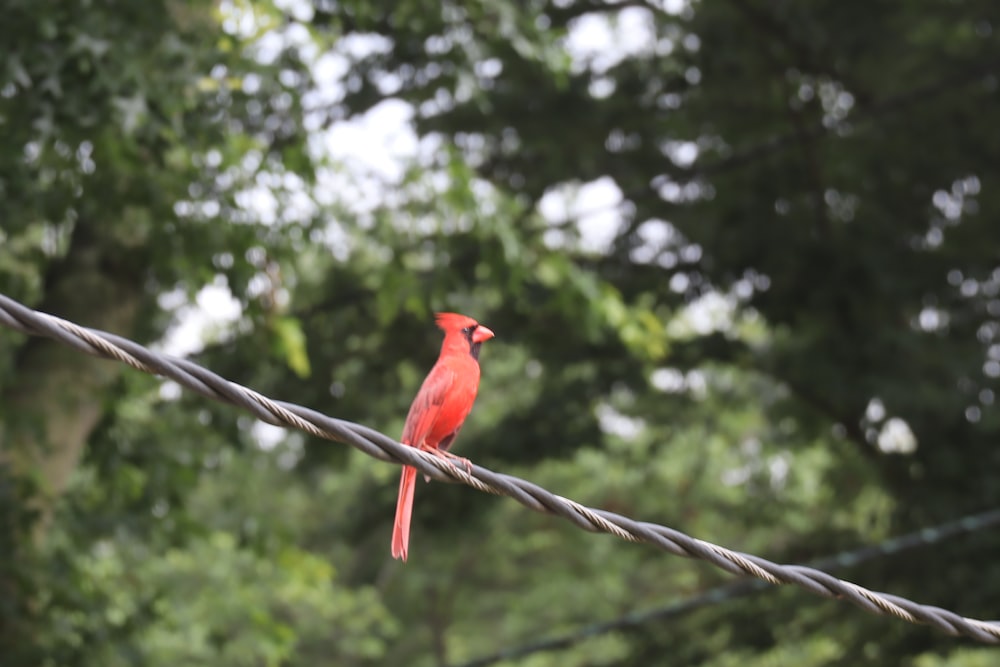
(1, 292, 998, 642)
(456, 506, 1000, 667)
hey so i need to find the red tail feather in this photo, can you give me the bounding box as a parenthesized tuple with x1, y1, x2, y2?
(391, 465, 418, 561)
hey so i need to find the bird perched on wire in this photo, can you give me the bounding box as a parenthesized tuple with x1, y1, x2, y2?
(391, 312, 495, 562)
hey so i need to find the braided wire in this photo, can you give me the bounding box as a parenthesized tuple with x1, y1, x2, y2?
(1, 292, 998, 642)
(455, 506, 1000, 667)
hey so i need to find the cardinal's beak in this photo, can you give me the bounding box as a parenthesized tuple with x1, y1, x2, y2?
(472, 325, 495, 343)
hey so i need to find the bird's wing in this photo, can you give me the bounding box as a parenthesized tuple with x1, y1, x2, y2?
(401, 364, 456, 448)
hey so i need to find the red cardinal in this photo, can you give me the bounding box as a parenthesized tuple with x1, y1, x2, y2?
(391, 312, 495, 562)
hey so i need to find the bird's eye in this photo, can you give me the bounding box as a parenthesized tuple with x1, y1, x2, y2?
(462, 326, 473, 334)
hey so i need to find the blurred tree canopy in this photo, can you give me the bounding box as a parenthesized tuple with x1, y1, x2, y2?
(1, 0, 999, 665)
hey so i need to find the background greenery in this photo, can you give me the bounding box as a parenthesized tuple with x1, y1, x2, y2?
(2, 0, 999, 664)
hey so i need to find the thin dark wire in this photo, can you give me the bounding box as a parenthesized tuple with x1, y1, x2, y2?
(453, 506, 1000, 667)
(1, 292, 998, 643)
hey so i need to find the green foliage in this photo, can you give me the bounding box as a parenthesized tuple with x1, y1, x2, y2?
(271, 316, 312, 378)
(2, 0, 1000, 665)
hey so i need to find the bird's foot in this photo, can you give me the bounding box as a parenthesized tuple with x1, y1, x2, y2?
(420, 446, 473, 478)
(437, 449, 473, 475)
